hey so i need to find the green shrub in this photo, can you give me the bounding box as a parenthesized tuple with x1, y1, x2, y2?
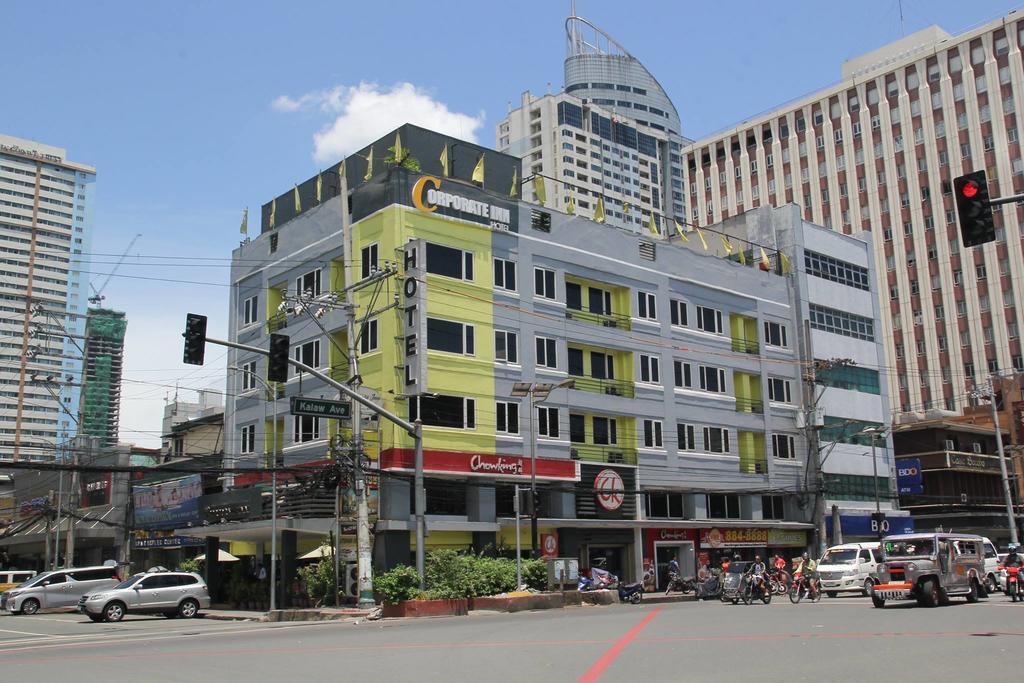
(421, 550, 543, 599)
(521, 559, 547, 591)
(297, 558, 337, 607)
(177, 557, 201, 574)
(373, 565, 422, 605)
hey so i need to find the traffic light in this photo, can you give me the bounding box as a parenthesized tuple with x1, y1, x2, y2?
(267, 333, 290, 383)
(182, 314, 207, 365)
(954, 170, 996, 247)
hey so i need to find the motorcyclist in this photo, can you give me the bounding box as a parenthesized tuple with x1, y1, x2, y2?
(794, 551, 818, 597)
(1005, 543, 1023, 569)
(668, 558, 680, 577)
(747, 555, 767, 595)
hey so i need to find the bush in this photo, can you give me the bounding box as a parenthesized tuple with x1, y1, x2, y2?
(424, 549, 475, 599)
(421, 550, 543, 599)
(177, 557, 202, 574)
(297, 558, 337, 607)
(373, 565, 423, 605)
(521, 559, 547, 591)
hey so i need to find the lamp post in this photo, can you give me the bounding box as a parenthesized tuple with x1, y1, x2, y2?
(510, 379, 575, 559)
(860, 426, 888, 522)
(229, 365, 279, 611)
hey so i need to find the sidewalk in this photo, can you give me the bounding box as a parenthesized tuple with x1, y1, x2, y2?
(202, 606, 378, 622)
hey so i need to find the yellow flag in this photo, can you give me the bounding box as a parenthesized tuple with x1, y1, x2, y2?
(293, 185, 302, 213)
(472, 154, 485, 183)
(338, 159, 346, 181)
(647, 213, 659, 236)
(566, 193, 576, 215)
(239, 208, 248, 235)
(780, 251, 791, 275)
(439, 144, 450, 177)
(364, 147, 374, 181)
(673, 219, 689, 242)
(759, 246, 771, 270)
(394, 132, 403, 164)
(532, 175, 546, 205)
(316, 173, 323, 203)
(623, 202, 632, 216)
(738, 248, 747, 266)
(594, 196, 606, 224)
(269, 198, 276, 229)
(696, 227, 708, 251)
(510, 168, 518, 198)
(719, 234, 733, 255)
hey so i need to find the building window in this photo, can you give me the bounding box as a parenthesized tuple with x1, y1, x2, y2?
(495, 330, 518, 364)
(360, 243, 379, 279)
(426, 242, 473, 281)
(670, 299, 687, 326)
(293, 415, 321, 443)
(696, 305, 724, 334)
(537, 406, 559, 438)
(409, 394, 476, 429)
(772, 433, 796, 459)
(241, 360, 258, 391)
(804, 250, 870, 290)
(427, 318, 474, 355)
(646, 491, 687, 519)
(496, 401, 520, 435)
(768, 377, 792, 403)
(642, 419, 663, 448)
(815, 365, 881, 394)
(699, 365, 727, 393)
(536, 336, 557, 368)
(762, 495, 785, 520)
(674, 360, 692, 388)
(639, 354, 660, 383)
(295, 269, 321, 297)
(809, 304, 875, 341)
(703, 426, 731, 454)
(240, 424, 255, 454)
(707, 493, 740, 519)
(677, 423, 696, 450)
(359, 318, 379, 353)
(493, 257, 516, 292)
(534, 267, 556, 299)
(293, 339, 321, 374)
(242, 295, 259, 326)
(763, 321, 788, 348)
(637, 291, 657, 320)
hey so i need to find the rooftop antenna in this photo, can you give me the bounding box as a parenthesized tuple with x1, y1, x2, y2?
(898, 0, 905, 37)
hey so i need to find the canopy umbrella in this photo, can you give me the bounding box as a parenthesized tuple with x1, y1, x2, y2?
(194, 549, 240, 562)
(298, 546, 355, 561)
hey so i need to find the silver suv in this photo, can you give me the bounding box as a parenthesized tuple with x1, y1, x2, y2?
(78, 571, 210, 622)
(2, 565, 119, 615)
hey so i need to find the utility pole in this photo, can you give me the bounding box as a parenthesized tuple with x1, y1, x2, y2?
(988, 375, 1019, 545)
(799, 323, 827, 557)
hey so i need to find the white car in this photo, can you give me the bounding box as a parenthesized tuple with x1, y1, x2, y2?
(817, 542, 881, 597)
(78, 571, 210, 622)
(980, 537, 1000, 593)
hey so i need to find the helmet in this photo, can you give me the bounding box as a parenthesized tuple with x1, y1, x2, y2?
(733, 553, 741, 560)
(802, 552, 809, 560)
(1010, 543, 1020, 552)
(755, 555, 762, 561)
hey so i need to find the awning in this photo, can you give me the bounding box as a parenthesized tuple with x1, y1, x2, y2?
(195, 549, 240, 562)
(0, 506, 121, 549)
(298, 546, 356, 561)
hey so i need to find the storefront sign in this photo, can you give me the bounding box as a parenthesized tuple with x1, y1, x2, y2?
(0, 141, 62, 163)
(411, 175, 512, 231)
(700, 527, 808, 548)
(401, 240, 428, 392)
(199, 488, 263, 524)
(655, 529, 693, 542)
(541, 533, 559, 558)
(80, 472, 111, 508)
(896, 457, 924, 495)
(133, 475, 202, 530)
(575, 464, 636, 519)
(947, 452, 1001, 471)
(826, 514, 915, 537)
(380, 449, 580, 482)
(594, 469, 625, 511)
(133, 534, 205, 549)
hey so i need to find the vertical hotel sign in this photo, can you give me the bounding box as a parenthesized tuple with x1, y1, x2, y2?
(402, 239, 428, 392)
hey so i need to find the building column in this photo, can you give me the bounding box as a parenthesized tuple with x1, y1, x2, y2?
(375, 475, 411, 572)
(467, 482, 496, 554)
(280, 530, 297, 609)
(204, 536, 221, 604)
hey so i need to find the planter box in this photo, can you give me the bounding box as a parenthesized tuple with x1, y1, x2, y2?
(381, 598, 468, 618)
(469, 592, 564, 613)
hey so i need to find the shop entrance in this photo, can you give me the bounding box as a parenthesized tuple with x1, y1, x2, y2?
(588, 546, 627, 581)
(655, 542, 694, 589)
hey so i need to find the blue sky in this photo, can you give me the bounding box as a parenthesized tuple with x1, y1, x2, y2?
(2, 0, 1021, 446)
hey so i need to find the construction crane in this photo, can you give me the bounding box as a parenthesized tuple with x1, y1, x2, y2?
(88, 233, 141, 305)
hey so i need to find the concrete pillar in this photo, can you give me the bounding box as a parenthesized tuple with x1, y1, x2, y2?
(375, 531, 411, 572)
(548, 485, 576, 519)
(281, 530, 297, 609)
(693, 493, 708, 519)
(467, 483, 496, 522)
(204, 536, 221, 604)
(380, 475, 411, 521)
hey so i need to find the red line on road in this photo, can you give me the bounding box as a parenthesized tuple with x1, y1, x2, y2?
(577, 607, 662, 683)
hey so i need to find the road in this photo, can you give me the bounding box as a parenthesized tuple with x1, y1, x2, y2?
(1, 594, 1022, 681)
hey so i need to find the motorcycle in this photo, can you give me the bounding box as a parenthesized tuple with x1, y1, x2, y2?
(578, 567, 619, 592)
(695, 572, 722, 600)
(767, 568, 790, 596)
(664, 572, 696, 595)
(788, 571, 822, 604)
(618, 581, 644, 604)
(1006, 566, 1022, 602)
(741, 573, 772, 605)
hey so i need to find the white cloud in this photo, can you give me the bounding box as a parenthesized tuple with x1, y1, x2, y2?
(273, 82, 485, 164)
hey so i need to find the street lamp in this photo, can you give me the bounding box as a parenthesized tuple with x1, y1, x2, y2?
(229, 365, 279, 611)
(858, 426, 888, 529)
(511, 379, 575, 558)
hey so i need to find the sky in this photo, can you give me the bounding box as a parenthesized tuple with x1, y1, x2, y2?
(2, 0, 1022, 448)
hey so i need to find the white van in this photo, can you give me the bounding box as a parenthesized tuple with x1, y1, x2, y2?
(818, 542, 881, 597)
(980, 537, 1000, 593)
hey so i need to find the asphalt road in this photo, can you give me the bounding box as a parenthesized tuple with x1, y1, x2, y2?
(2, 594, 1023, 681)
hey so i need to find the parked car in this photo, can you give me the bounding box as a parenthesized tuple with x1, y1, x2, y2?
(0, 570, 36, 593)
(1, 565, 119, 615)
(871, 533, 985, 608)
(818, 542, 881, 597)
(981, 537, 1000, 594)
(78, 571, 210, 622)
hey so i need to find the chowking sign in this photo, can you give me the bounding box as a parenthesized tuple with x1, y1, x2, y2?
(412, 175, 512, 231)
(402, 240, 428, 393)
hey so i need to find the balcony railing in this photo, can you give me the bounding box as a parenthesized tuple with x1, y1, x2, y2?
(267, 311, 288, 333)
(731, 338, 760, 354)
(569, 374, 635, 399)
(569, 443, 638, 465)
(735, 397, 764, 414)
(565, 306, 632, 330)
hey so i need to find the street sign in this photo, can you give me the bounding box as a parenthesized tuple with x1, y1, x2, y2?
(290, 396, 351, 419)
(896, 458, 924, 495)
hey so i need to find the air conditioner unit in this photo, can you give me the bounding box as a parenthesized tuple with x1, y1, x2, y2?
(570, 448, 580, 460)
(944, 439, 955, 451)
(608, 452, 625, 464)
(606, 386, 621, 396)
(343, 563, 359, 600)
(972, 443, 983, 454)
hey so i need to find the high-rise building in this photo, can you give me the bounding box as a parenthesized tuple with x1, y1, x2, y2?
(0, 135, 96, 461)
(79, 308, 126, 447)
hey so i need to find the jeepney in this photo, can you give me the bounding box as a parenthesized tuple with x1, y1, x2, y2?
(871, 532, 985, 608)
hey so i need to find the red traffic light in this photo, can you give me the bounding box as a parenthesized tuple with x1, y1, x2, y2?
(961, 180, 979, 198)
